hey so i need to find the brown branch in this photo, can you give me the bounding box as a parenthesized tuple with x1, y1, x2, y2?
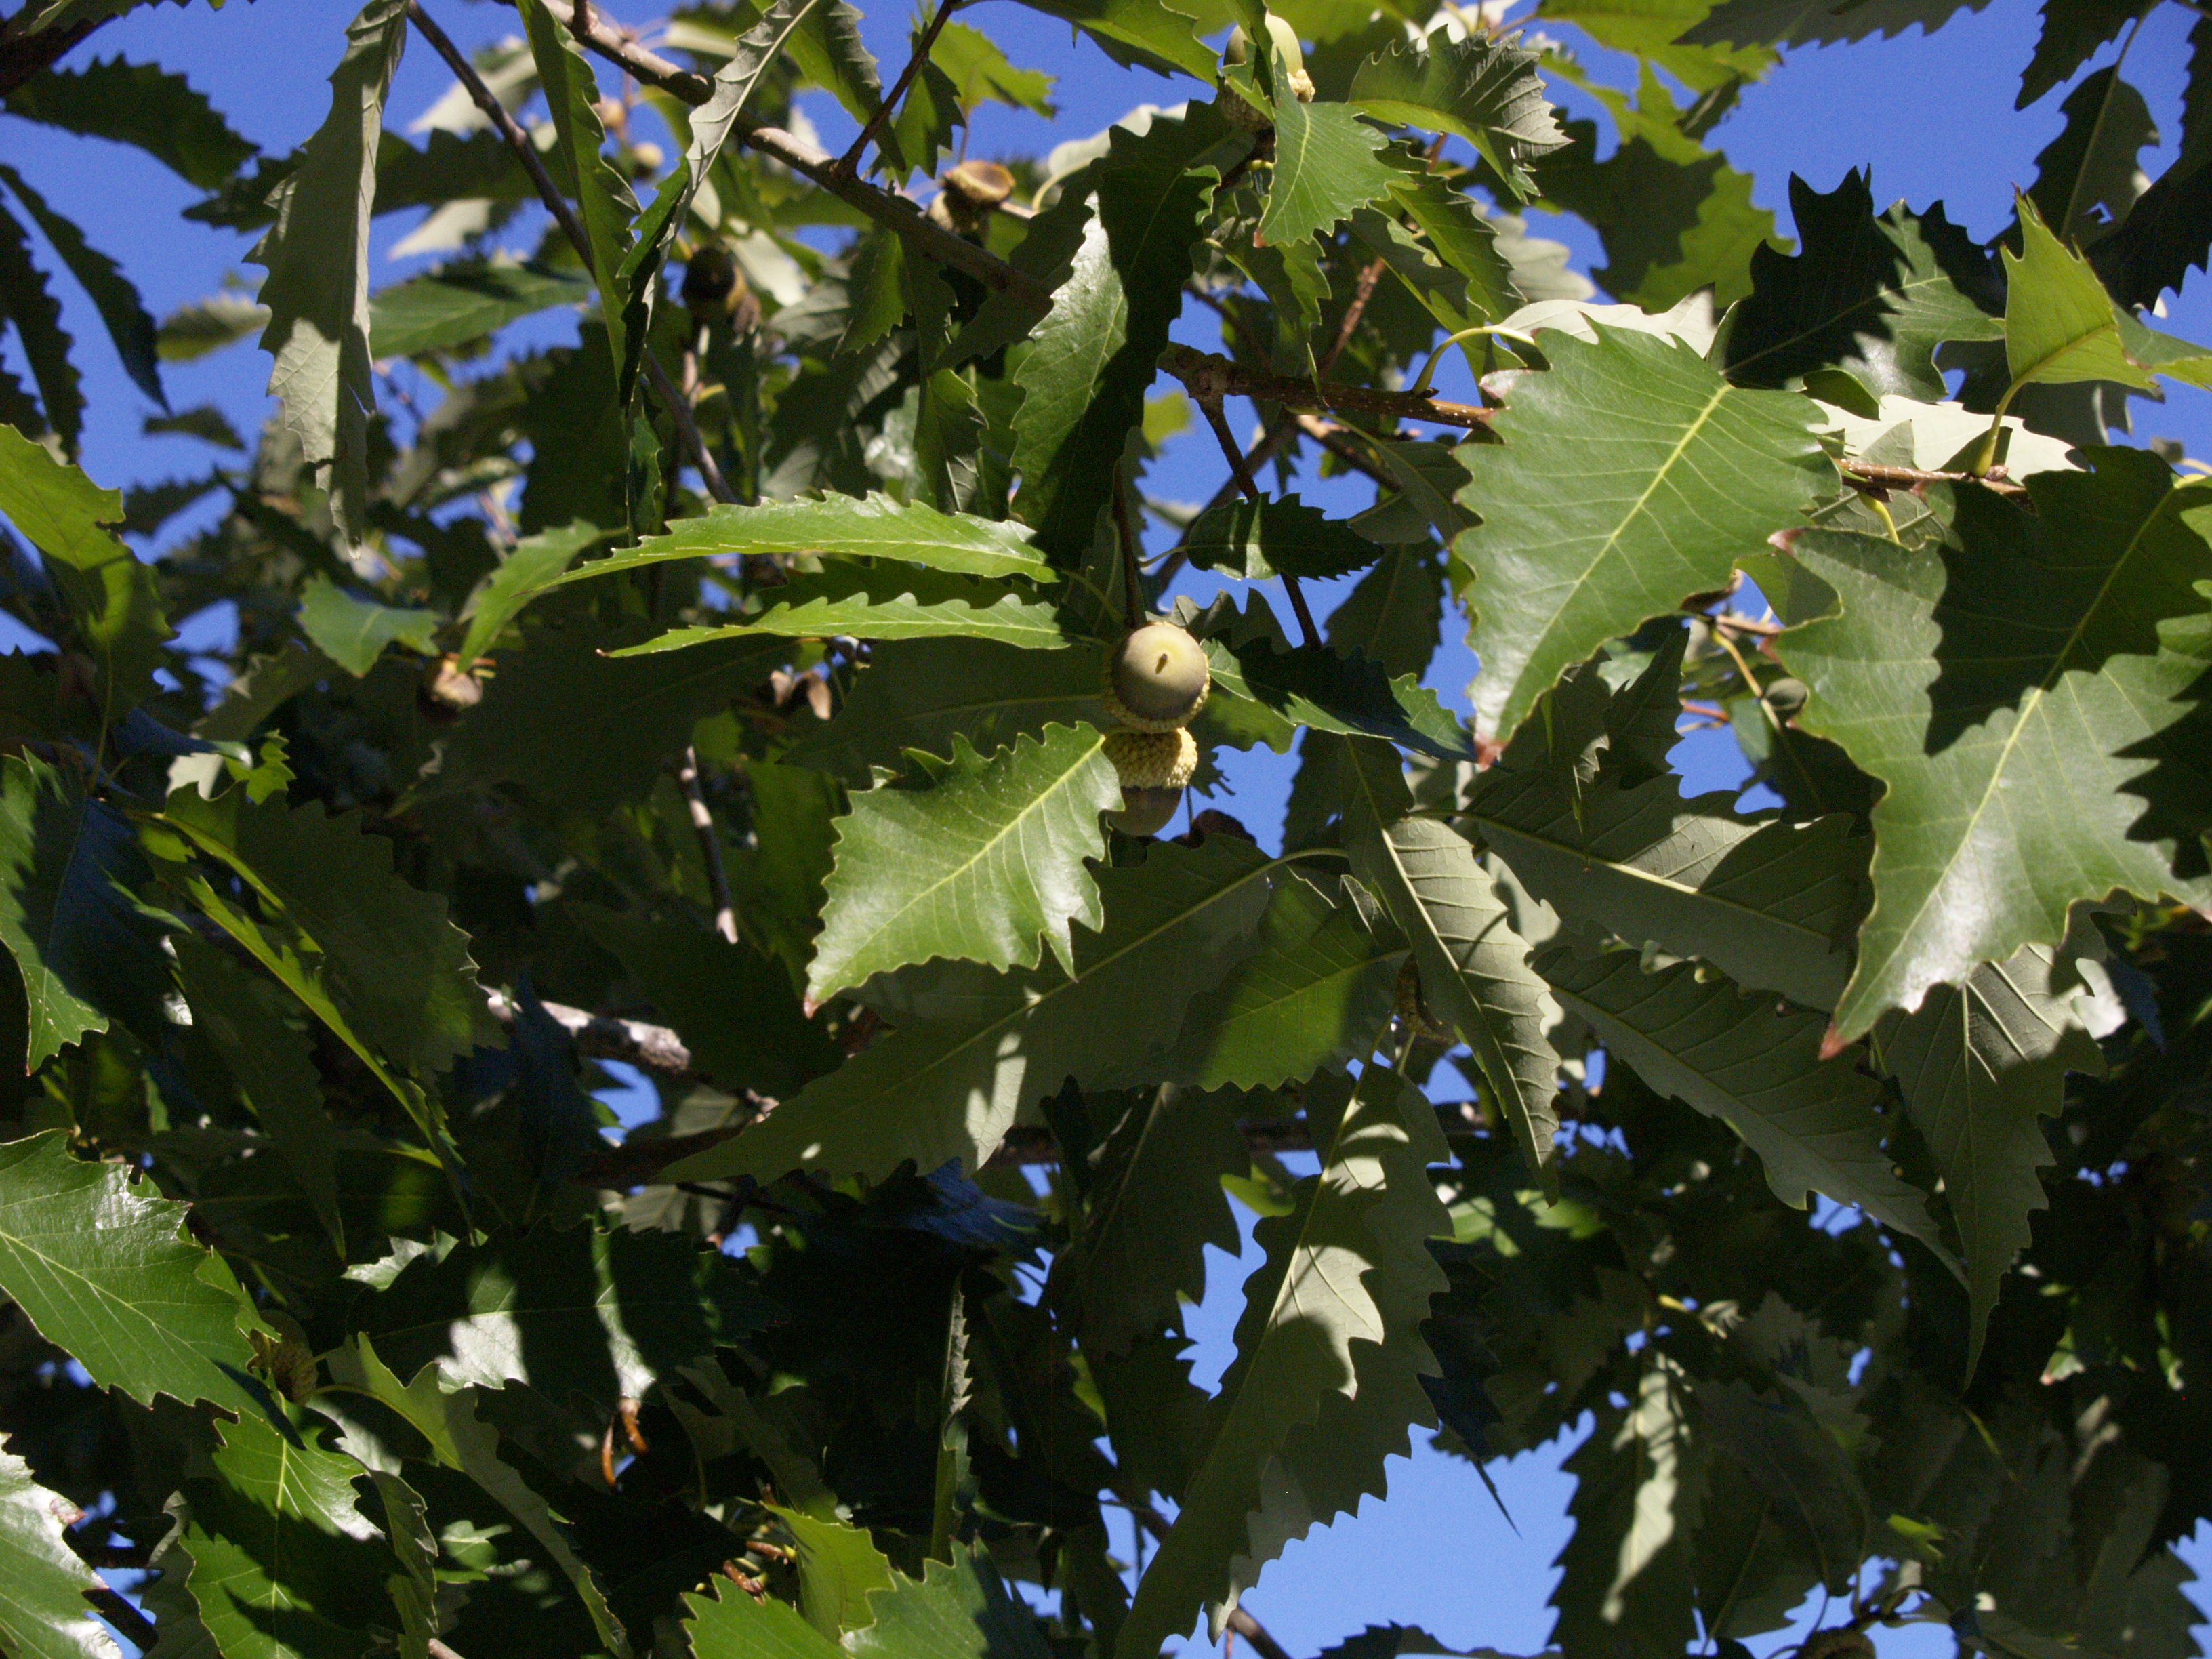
(1293, 413, 1397, 489)
(838, 0, 962, 173)
(1160, 344, 1494, 432)
(525, 0, 1045, 305)
(485, 987, 697, 1077)
(404, 0, 736, 503)
(677, 746, 739, 943)
(1841, 458, 2023, 497)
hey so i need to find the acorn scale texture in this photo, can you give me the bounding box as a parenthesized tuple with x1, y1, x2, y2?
(1103, 622, 1210, 732)
(1104, 726, 1198, 790)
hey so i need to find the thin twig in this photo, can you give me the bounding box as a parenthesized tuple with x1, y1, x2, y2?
(525, 0, 1045, 303)
(838, 0, 961, 173)
(1197, 392, 1266, 504)
(403, 0, 735, 504)
(1841, 458, 2022, 497)
(678, 745, 739, 943)
(485, 988, 697, 1076)
(1160, 344, 1494, 431)
(1109, 471, 1145, 629)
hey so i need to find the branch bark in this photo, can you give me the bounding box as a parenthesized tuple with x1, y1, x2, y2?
(405, 0, 737, 504)
(524, 0, 1046, 306)
(1159, 344, 1496, 432)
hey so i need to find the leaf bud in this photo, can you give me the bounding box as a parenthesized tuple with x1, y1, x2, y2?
(1103, 621, 1210, 731)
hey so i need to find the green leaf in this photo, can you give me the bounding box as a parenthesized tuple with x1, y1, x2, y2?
(367, 261, 590, 358)
(0, 163, 163, 407)
(1874, 928, 2109, 1374)
(430, 629, 779, 817)
(572, 905, 841, 1098)
(1001, 0, 1220, 80)
(247, 0, 407, 548)
(0, 424, 170, 723)
(775, 1507, 897, 1637)
(1012, 107, 1227, 558)
(810, 725, 1118, 1002)
(1769, 458, 2212, 1041)
(1536, 0, 1776, 91)
(174, 935, 344, 1256)
(519, 0, 643, 401)
(1065, 1084, 1248, 1353)
(1347, 30, 1568, 199)
(1681, 0, 1992, 48)
(681, 1582, 843, 1658)
(1143, 872, 1406, 1090)
(1549, 1352, 1702, 1658)
(2001, 192, 2162, 396)
(1453, 325, 1829, 740)
(0, 755, 168, 1071)
(182, 1406, 403, 1659)
(161, 784, 492, 1078)
(613, 573, 1078, 654)
(0, 199, 81, 444)
(932, 22, 1056, 115)
(787, 640, 1107, 785)
(2018, 0, 2144, 109)
(1538, 948, 1955, 1265)
(846, 1547, 1054, 1659)
(3, 56, 255, 189)
(328, 1338, 632, 1658)
(1118, 1067, 1449, 1659)
(1259, 95, 1399, 248)
(545, 494, 1051, 611)
(1197, 625, 1476, 760)
(2026, 68, 2157, 247)
(454, 520, 611, 668)
(1338, 738, 1562, 1193)
(157, 292, 268, 363)
(660, 836, 1279, 1187)
(295, 575, 438, 676)
(1468, 765, 1868, 1012)
(347, 1224, 777, 1412)
(1181, 494, 1383, 583)
(0, 1130, 263, 1411)
(1719, 170, 2005, 403)
(1532, 90, 1775, 310)
(0, 1448, 115, 1659)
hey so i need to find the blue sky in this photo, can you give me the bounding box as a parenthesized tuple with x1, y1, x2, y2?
(7, 0, 2211, 1652)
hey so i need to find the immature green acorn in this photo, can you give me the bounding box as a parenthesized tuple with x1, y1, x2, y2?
(1218, 12, 1315, 123)
(1761, 676, 1809, 718)
(1103, 621, 1211, 733)
(1104, 727, 1197, 836)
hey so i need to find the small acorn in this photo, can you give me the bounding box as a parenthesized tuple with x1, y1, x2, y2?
(1217, 13, 1315, 122)
(1761, 676, 1809, 718)
(1103, 621, 1210, 733)
(681, 242, 759, 335)
(926, 160, 1017, 239)
(1104, 727, 1197, 837)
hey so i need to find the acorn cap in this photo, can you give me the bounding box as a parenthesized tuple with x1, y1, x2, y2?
(1110, 787, 1183, 838)
(1104, 726, 1198, 790)
(1103, 621, 1211, 732)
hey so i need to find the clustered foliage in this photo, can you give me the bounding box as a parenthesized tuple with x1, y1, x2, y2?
(1, 0, 2210, 1654)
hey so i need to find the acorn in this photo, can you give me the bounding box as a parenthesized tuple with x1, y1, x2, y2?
(926, 160, 1017, 240)
(1218, 14, 1315, 119)
(1103, 621, 1210, 733)
(1104, 727, 1197, 837)
(681, 242, 758, 335)
(1761, 676, 1809, 718)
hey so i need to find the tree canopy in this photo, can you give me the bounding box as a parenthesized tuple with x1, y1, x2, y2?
(0, 0, 2209, 1656)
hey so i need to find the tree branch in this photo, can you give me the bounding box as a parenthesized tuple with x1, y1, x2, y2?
(1160, 344, 1495, 432)
(485, 988, 697, 1077)
(677, 745, 739, 943)
(838, 0, 962, 174)
(404, 0, 736, 503)
(524, 0, 1046, 306)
